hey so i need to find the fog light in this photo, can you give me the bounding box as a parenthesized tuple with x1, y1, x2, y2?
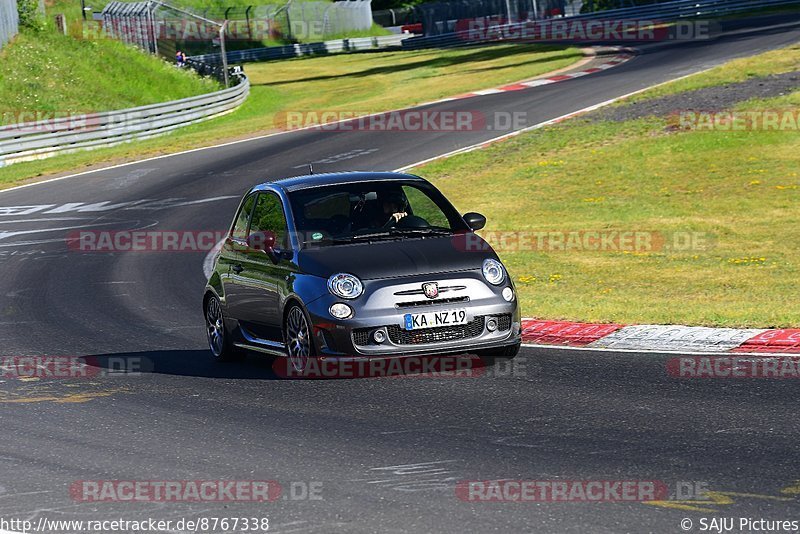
(502, 287, 514, 302)
(486, 318, 498, 332)
(329, 303, 353, 319)
(373, 329, 387, 344)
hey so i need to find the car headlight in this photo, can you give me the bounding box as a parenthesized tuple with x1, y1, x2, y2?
(329, 303, 353, 319)
(327, 273, 364, 299)
(482, 258, 506, 286)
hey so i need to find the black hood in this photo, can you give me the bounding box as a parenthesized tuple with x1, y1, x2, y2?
(297, 234, 496, 280)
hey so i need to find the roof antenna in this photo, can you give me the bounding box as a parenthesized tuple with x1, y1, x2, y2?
(308, 163, 314, 175)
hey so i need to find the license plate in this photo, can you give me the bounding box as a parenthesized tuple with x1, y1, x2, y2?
(403, 309, 468, 330)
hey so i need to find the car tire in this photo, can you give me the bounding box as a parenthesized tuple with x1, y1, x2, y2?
(478, 342, 520, 363)
(205, 294, 244, 362)
(284, 303, 316, 374)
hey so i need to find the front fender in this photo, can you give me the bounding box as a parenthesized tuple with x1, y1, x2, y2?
(281, 271, 328, 310)
(205, 270, 224, 301)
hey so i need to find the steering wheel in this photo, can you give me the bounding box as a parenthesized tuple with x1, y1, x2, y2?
(396, 215, 429, 228)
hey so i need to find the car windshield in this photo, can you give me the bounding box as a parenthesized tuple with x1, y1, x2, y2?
(288, 181, 466, 247)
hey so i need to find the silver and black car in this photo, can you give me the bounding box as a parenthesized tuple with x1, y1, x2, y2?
(204, 171, 521, 372)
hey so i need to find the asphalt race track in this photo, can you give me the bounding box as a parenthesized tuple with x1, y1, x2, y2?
(1, 19, 799, 533)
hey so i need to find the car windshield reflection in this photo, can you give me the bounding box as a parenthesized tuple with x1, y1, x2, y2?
(289, 182, 462, 247)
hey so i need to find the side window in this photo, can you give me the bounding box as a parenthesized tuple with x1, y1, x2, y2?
(249, 192, 289, 248)
(231, 194, 256, 240)
(402, 186, 450, 229)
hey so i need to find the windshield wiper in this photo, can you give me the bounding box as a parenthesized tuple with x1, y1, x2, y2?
(351, 228, 452, 241)
(348, 231, 398, 241)
(302, 228, 453, 246)
(389, 228, 452, 236)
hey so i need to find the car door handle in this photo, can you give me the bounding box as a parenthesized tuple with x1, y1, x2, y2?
(232, 264, 244, 274)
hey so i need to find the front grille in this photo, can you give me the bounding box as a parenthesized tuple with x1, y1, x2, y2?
(393, 285, 466, 296)
(497, 314, 512, 331)
(395, 296, 470, 309)
(387, 316, 486, 345)
(352, 329, 371, 347)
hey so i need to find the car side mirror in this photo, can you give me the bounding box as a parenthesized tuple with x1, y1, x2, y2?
(248, 231, 292, 263)
(248, 231, 276, 252)
(247, 231, 277, 263)
(463, 212, 486, 231)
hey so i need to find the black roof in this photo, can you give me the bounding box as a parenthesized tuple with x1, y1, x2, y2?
(253, 171, 427, 193)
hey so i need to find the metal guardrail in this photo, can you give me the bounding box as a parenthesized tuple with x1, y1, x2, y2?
(0, 75, 249, 167)
(401, 0, 800, 48)
(191, 34, 407, 64)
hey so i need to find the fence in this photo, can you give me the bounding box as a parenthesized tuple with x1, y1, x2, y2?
(100, 0, 235, 81)
(372, 6, 420, 27)
(101, 1, 157, 53)
(419, 0, 568, 35)
(0, 0, 19, 50)
(171, 0, 373, 41)
(287, 0, 373, 40)
(99, 0, 387, 64)
(0, 74, 249, 167)
(100, 0, 373, 56)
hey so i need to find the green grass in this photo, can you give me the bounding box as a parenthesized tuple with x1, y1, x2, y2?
(0, 27, 220, 123)
(0, 43, 582, 186)
(413, 44, 800, 328)
(307, 24, 392, 43)
(44, 0, 83, 24)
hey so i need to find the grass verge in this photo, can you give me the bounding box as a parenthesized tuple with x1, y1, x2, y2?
(0, 28, 220, 121)
(0, 43, 582, 188)
(415, 43, 800, 327)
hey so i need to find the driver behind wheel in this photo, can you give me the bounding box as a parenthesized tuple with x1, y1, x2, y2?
(378, 189, 409, 228)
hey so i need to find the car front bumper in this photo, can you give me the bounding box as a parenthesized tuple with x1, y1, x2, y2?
(304, 271, 521, 359)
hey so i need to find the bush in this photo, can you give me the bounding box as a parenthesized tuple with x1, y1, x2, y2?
(17, 0, 44, 29)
